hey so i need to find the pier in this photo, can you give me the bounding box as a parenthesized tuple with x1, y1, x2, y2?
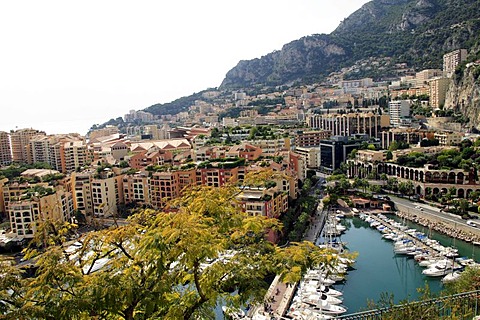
(366, 213, 443, 255)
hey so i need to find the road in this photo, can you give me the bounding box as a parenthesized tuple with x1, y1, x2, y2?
(390, 195, 480, 238)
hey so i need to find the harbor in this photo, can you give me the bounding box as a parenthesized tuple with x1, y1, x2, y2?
(217, 193, 480, 320)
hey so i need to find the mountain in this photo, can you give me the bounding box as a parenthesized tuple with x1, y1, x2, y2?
(220, 0, 480, 89)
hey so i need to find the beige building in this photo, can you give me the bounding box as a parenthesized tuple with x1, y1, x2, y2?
(415, 69, 444, 85)
(10, 128, 46, 163)
(307, 113, 390, 138)
(443, 49, 468, 77)
(91, 173, 121, 217)
(0, 178, 8, 214)
(434, 131, 464, 146)
(429, 77, 451, 108)
(245, 138, 292, 155)
(89, 126, 119, 141)
(71, 171, 93, 217)
(6, 185, 73, 240)
(0, 131, 12, 166)
(63, 140, 90, 173)
(356, 150, 386, 163)
(29, 134, 89, 173)
(295, 147, 320, 169)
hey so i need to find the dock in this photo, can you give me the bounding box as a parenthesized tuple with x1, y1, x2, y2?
(248, 202, 330, 319)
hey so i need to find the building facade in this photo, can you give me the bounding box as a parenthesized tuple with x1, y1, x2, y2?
(388, 100, 411, 127)
(0, 131, 12, 166)
(307, 113, 390, 138)
(443, 49, 468, 77)
(10, 128, 46, 164)
(429, 77, 451, 108)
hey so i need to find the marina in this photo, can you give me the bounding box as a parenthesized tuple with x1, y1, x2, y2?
(218, 203, 480, 319)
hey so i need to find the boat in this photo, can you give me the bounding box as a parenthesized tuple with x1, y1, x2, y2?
(300, 293, 343, 305)
(305, 299, 347, 315)
(422, 260, 454, 277)
(301, 280, 343, 297)
(222, 306, 246, 319)
(442, 271, 462, 283)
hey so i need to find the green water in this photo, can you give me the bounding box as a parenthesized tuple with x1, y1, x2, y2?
(329, 217, 445, 314)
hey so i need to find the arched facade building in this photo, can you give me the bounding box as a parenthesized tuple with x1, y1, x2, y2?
(348, 160, 480, 198)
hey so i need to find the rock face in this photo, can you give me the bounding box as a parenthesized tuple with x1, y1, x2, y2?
(220, 35, 346, 89)
(220, 0, 480, 89)
(445, 63, 480, 129)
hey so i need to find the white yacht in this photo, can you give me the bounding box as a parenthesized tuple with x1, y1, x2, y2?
(422, 260, 453, 277)
(442, 271, 462, 283)
(222, 306, 246, 319)
(305, 299, 347, 315)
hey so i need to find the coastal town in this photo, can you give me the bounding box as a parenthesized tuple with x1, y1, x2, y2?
(2, 48, 480, 319)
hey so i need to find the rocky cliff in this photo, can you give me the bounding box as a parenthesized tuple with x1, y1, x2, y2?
(445, 62, 480, 129)
(220, 0, 480, 89)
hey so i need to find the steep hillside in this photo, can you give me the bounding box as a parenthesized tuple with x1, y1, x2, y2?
(220, 0, 480, 89)
(445, 57, 480, 129)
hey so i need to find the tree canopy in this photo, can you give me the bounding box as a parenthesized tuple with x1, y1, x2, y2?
(0, 178, 337, 320)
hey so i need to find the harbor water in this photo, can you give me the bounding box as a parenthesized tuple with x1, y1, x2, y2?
(324, 215, 480, 314)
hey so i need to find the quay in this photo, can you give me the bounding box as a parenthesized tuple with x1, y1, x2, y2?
(248, 201, 329, 319)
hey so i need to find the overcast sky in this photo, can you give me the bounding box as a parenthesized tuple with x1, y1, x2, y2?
(0, 0, 369, 135)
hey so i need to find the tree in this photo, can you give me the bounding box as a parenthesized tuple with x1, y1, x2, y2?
(386, 151, 393, 161)
(398, 181, 414, 198)
(386, 177, 399, 192)
(0, 181, 336, 319)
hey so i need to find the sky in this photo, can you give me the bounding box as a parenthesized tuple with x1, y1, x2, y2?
(0, 0, 370, 136)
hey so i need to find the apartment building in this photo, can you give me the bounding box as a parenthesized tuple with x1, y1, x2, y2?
(434, 131, 464, 146)
(416, 69, 444, 84)
(388, 100, 411, 127)
(237, 187, 288, 218)
(390, 86, 429, 99)
(5, 185, 73, 240)
(0, 178, 7, 215)
(289, 151, 307, 182)
(443, 49, 468, 77)
(307, 113, 390, 138)
(30, 135, 54, 165)
(88, 126, 119, 141)
(91, 174, 120, 217)
(27, 134, 89, 173)
(295, 147, 320, 169)
(294, 130, 331, 148)
(340, 78, 373, 90)
(0, 131, 12, 166)
(129, 149, 174, 169)
(245, 138, 292, 155)
(71, 172, 93, 217)
(381, 128, 433, 149)
(10, 128, 46, 163)
(226, 143, 262, 161)
(63, 140, 90, 173)
(355, 150, 386, 163)
(149, 171, 181, 209)
(196, 166, 240, 187)
(429, 77, 451, 108)
(122, 173, 150, 206)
